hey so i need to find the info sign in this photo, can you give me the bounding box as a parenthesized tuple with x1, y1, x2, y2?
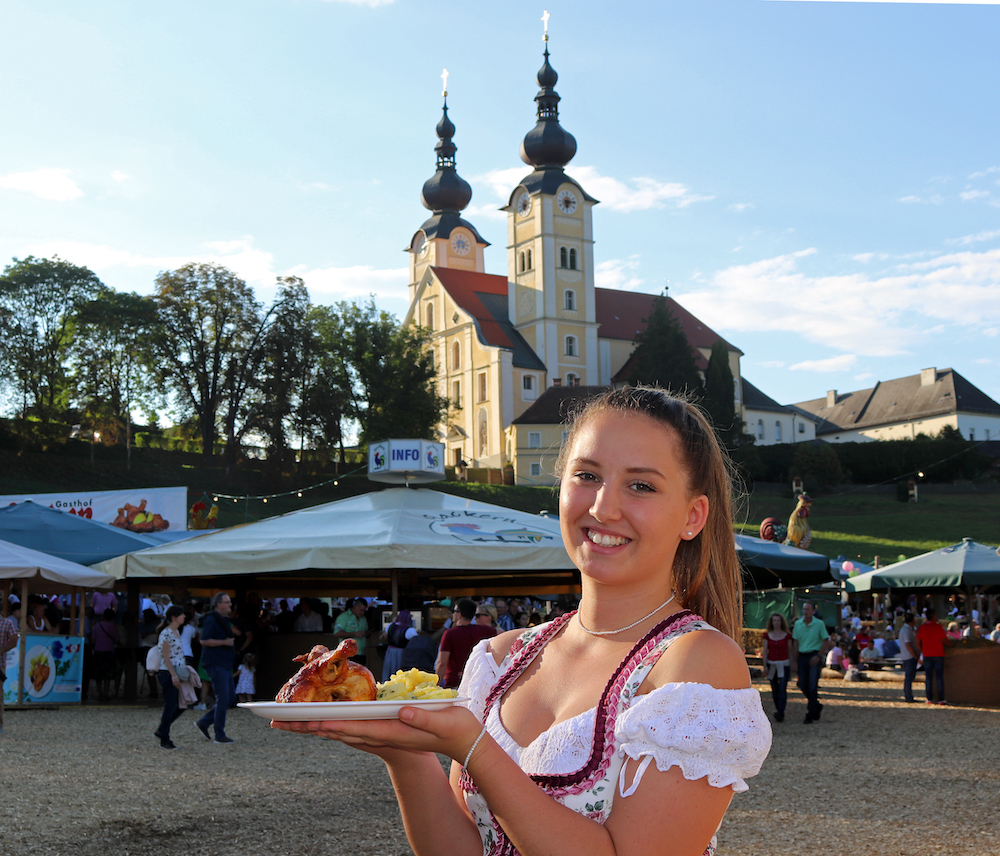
(368, 440, 446, 484)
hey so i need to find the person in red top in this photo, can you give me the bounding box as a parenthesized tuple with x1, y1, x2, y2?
(761, 612, 792, 722)
(436, 599, 496, 688)
(915, 609, 950, 704)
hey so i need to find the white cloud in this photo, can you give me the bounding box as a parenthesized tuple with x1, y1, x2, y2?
(283, 262, 407, 303)
(852, 252, 875, 263)
(899, 194, 943, 205)
(679, 246, 1000, 359)
(567, 166, 713, 212)
(946, 228, 1000, 246)
(728, 202, 754, 213)
(973, 358, 993, 364)
(853, 372, 875, 383)
(758, 360, 786, 369)
(594, 257, 646, 291)
(473, 165, 712, 213)
(790, 355, 857, 373)
(111, 171, 129, 182)
(0, 168, 83, 201)
(969, 166, 1000, 179)
(960, 189, 990, 201)
(463, 202, 506, 221)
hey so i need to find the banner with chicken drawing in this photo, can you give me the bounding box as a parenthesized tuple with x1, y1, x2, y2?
(0, 487, 188, 532)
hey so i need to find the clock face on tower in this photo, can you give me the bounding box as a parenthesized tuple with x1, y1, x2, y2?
(450, 231, 472, 256)
(557, 189, 579, 214)
(517, 191, 532, 217)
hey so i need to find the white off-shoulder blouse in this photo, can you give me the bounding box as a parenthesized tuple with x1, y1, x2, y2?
(457, 611, 772, 856)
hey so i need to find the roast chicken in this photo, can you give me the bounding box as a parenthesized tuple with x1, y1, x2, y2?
(275, 639, 377, 703)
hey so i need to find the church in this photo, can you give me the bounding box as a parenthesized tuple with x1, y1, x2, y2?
(402, 38, 744, 485)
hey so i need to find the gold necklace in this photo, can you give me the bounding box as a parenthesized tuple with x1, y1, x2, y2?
(576, 593, 677, 637)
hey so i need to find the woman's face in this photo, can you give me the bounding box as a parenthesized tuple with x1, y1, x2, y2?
(770, 615, 782, 631)
(559, 411, 708, 593)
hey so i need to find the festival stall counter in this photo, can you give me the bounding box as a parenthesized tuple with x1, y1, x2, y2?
(0, 539, 116, 709)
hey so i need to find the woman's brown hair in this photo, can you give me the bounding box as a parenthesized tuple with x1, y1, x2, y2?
(557, 386, 743, 641)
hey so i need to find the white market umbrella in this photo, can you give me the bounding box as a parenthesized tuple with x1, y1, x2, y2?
(0, 538, 116, 591)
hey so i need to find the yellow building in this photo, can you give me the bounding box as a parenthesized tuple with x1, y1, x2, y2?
(403, 43, 744, 481)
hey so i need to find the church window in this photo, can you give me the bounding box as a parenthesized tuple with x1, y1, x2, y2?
(775, 421, 782, 442)
(560, 246, 568, 268)
(519, 252, 526, 273)
(565, 336, 577, 357)
(452, 380, 461, 408)
(757, 419, 764, 440)
(528, 431, 541, 449)
(527, 249, 533, 269)
(569, 248, 577, 270)
(530, 463, 542, 477)
(564, 289, 576, 311)
(522, 374, 537, 400)
(425, 301, 434, 330)
(477, 371, 488, 403)
(566, 372, 579, 386)
(452, 341, 461, 371)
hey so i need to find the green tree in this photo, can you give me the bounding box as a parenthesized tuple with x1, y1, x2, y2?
(302, 304, 353, 460)
(624, 293, 703, 395)
(703, 339, 746, 448)
(324, 298, 448, 446)
(255, 277, 314, 461)
(147, 263, 265, 460)
(0, 256, 103, 421)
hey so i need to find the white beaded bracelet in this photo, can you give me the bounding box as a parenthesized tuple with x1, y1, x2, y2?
(462, 723, 489, 771)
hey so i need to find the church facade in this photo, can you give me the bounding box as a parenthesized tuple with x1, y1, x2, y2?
(402, 41, 744, 484)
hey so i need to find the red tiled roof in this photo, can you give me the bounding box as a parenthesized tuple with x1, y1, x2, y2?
(432, 267, 513, 350)
(595, 289, 741, 355)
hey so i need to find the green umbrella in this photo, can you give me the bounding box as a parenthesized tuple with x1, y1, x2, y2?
(845, 538, 1000, 592)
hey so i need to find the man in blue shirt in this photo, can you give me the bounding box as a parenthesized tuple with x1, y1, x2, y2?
(195, 593, 237, 744)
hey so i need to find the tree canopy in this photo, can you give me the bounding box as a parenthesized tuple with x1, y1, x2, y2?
(624, 292, 703, 396)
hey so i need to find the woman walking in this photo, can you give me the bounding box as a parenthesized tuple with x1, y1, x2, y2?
(155, 606, 188, 750)
(761, 612, 792, 722)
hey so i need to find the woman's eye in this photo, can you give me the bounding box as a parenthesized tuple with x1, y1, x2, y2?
(573, 471, 598, 482)
(629, 481, 656, 493)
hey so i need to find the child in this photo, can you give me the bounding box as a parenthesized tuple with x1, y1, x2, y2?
(235, 652, 256, 703)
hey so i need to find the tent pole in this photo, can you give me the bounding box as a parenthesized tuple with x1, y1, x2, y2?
(18, 579, 28, 706)
(391, 569, 399, 617)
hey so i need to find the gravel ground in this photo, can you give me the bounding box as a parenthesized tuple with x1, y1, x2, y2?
(1, 677, 996, 856)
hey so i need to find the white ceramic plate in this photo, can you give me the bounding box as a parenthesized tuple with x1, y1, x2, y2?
(26, 644, 56, 699)
(239, 697, 469, 721)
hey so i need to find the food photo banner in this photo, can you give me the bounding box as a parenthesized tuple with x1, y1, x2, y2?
(1, 487, 188, 532)
(3, 635, 85, 705)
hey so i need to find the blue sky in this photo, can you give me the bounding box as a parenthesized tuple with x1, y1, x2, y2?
(2, 0, 998, 408)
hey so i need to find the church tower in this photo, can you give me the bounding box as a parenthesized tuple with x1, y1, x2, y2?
(504, 29, 599, 388)
(406, 76, 489, 311)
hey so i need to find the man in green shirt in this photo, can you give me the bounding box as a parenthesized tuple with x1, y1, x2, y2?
(792, 601, 831, 725)
(334, 597, 370, 665)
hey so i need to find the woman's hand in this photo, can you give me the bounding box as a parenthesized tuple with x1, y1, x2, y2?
(271, 704, 483, 764)
(171, 674, 181, 688)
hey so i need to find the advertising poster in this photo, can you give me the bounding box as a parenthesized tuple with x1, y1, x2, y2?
(1, 487, 188, 532)
(2, 635, 85, 704)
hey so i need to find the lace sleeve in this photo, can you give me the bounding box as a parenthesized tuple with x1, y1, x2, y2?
(457, 639, 502, 722)
(616, 683, 772, 794)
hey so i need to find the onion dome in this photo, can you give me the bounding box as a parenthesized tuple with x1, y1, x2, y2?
(519, 46, 577, 170)
(421, 99, 473, 213)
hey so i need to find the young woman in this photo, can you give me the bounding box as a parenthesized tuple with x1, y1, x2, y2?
(761, 612, 792, 722)
(156, 605, 188, 750)
(275, 387, 772, 856)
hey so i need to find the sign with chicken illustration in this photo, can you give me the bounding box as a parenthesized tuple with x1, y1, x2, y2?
(1, 487, 188, 531)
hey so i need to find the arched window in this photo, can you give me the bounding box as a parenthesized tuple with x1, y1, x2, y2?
(564, 289, 576, 311)
(425, 301, 434, 330)
(569, 248, 577, 270)
(452, 341, 461, 372)
(566, 372, 579, 386)
(757, 419, 764, 440)
(775, 421, 782, 442)
(560, 246, 568, 268)
(519, 251, 526, 273)
(565, 335, 577, 357)
(526, 249, 533, 269)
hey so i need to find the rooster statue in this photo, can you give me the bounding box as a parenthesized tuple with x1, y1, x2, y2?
(759, 493, 814, 549)
(784, 493, 813, 549)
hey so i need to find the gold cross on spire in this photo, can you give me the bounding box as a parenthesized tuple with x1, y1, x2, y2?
(541, 10, 550, 41)
(441, 68, 449, 97)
